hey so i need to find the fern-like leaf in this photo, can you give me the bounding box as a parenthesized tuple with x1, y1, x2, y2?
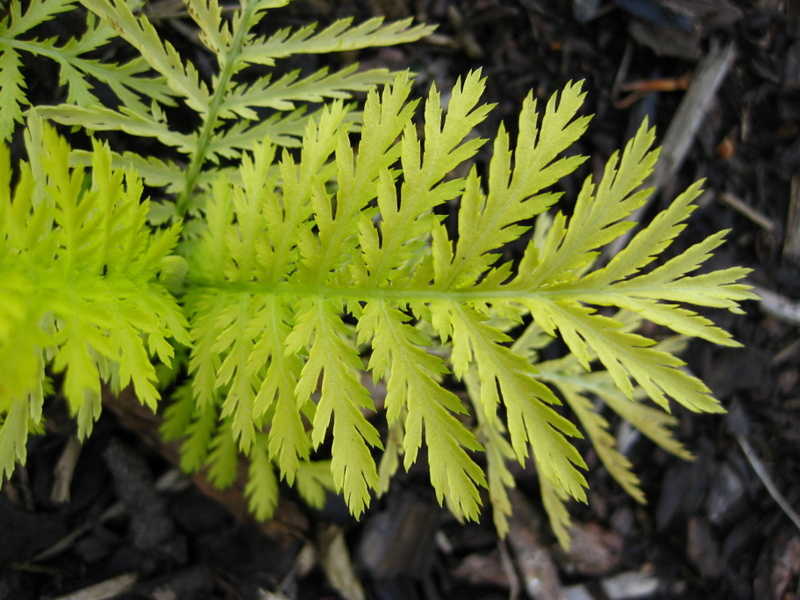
(80, 0, 210, 114)
(2, 0, 755, 540)
(33, 0, 432, 216)
(179, 71, 754, 527)
(0, 0, 174, 140)
(241, 15, 434, 64)
(245, 434, 280, 521)
(0, 115, 189, 476)
(510, 317, 694, 547)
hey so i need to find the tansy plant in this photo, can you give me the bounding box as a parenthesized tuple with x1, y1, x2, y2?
(0, 0, 755, 547)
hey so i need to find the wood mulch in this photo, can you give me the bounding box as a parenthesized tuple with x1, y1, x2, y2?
(3, 1, 799, 599)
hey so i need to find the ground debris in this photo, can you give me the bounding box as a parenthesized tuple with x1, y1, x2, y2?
(560, 522, 624, 577)
(506, 489, 565, 600)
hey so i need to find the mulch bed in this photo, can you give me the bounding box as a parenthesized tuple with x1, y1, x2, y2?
(3, 1, 800, 599)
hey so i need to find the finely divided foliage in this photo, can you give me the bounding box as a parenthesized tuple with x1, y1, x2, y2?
(0, 0, 755, 545)
(0, 114, 189, 471)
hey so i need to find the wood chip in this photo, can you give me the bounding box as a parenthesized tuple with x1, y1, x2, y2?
(770, 535, 800, 599)
(34, 469, 186, 563)
(687, 517, 722, 578)
(452, 548, 511, 589)
(318, 524, 366, 600)
(357, 490, 440, 579)
(601, 569, 660, 599)
(564, 522, 623, 577)
(506, 489, 565, 600)
(564, 569, 660, 600)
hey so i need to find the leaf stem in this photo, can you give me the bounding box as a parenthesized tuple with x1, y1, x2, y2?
(176, 3, 257, 216)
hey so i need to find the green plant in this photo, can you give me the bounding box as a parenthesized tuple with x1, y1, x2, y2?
(0, 0, 755, 547)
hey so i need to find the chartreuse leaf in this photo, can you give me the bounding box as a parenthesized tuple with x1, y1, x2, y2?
(219, 64, 405, 119)
(433, 301, 587, 502)
(377, 421, 403, 495)
(575, 388, 645, 497)
(184, 0, 236, 57)
(79, 0, 210, 115)
(0, 43, 27, 141)
(302, 72, 416, 286)
(2, 0, 754, 544)
(466, 370, 516, 538)
(179, 71, 753, 535)
(433, 81, 590, 290)
(241, 14, 434, 65)
(358, 70, 493, 288)
(160, 382, 196, 443)
(171, 391, 219, 473)
(33, 0, 432, 214)
(540, 472, 573, 550)
(295, 460, 335, 509)
(509, 318, 694, 548)
(245, 434, 280, 521)
(252, 298, 309, 485)
(498, 120, 756, 418)
(289, 298, 382, 518)
(207, 418, 238, 488)
(0, 0, 174, 141)
(0, 116, 189, 477)
(359, 301, 486, 520)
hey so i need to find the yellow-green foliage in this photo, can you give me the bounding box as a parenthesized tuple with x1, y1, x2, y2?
(0, 0, 755, 547)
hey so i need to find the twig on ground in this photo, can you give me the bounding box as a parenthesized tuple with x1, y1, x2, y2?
(51, 435, 82, 504)
(604, 41, 736, 260)
(737, 435, 800, 534)
(783, 175, 800, 263)
(499, 539, 522, 600)
(52, 573, 137, 600)
(720, 192, 776, 232)
(753, 285, 800, 327)
(649, 41, 737, 197)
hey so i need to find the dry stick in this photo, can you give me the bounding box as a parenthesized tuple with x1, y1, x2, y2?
(52, 573, 137, 600)
(720, 191, 775, 233)
(498, 539, 522, 600)
(51, 435, 83, 504)
(604, 41, 737, 261)
(784, 175, 800, 263)
(736, 435, 800, 534)
(752, 285, 800, 327)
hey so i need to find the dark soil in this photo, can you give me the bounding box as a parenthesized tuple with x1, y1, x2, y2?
(4, 1, 800, 599)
